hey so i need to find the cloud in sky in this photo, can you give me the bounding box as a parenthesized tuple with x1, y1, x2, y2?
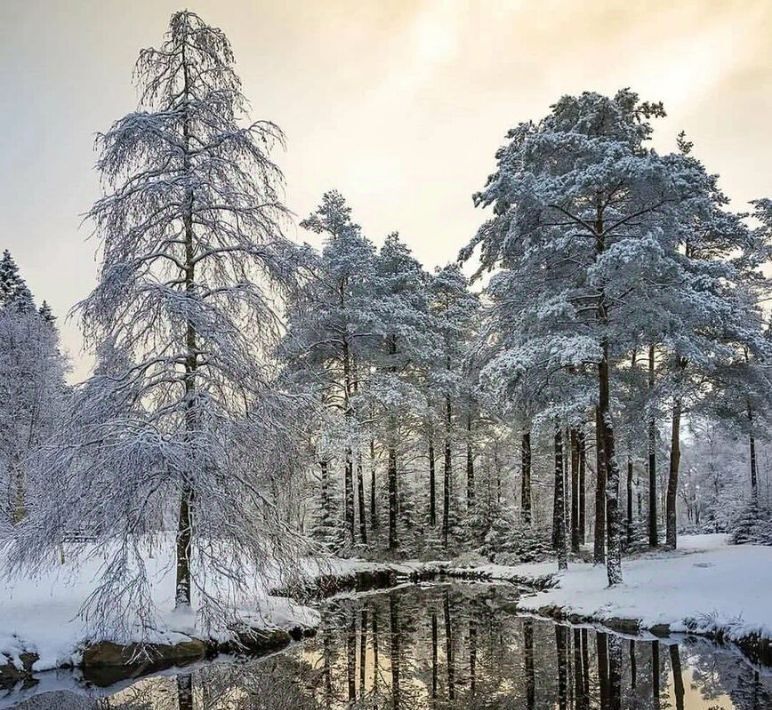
(1, 0, 770, 381)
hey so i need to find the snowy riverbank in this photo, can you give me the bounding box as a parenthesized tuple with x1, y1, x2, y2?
(3, 534, 772, 684)
(445, 534, 772, 656)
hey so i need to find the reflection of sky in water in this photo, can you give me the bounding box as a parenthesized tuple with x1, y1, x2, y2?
(7, 583, 771, 709)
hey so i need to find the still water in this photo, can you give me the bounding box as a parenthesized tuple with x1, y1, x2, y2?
(6, 583, 772, 709)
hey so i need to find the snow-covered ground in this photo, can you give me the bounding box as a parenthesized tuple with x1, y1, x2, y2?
(452, 534, 772, 642)
(3, 534, 771, 678)
(0, 544, 319, 674)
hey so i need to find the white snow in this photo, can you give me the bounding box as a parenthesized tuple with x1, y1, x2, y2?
(0, 543, 319, 674)
(455, 534, 772, 642)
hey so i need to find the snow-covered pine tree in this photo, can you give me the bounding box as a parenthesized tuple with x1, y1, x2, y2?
(370, 233, 437, 552)
(280, 190, 380, 550)
(463, 89, 736, 583)
(0, 270, 68, 529)
(426, 264, 479, 549)
(5, 11, 310, 635)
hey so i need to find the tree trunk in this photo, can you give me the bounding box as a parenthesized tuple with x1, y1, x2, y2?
(600, 346, 622, 585)
(344, 449, 355, 543)
(578, 429, 586, 543)
(177, 41, 196, 608)
(554, 427, 568, 570)
(442, 394, 452, 547)
(370, 438, 378, 531)
(570, 429, 580, 553)
(626, 455, 633, 548)
(387, 420, 398, 551)
(748, 403, 758, 502)
(466, 414, 475, 514)
(666, 398, 681, 549)
(428, 435, 436, 526)
(356, 453, 367, 544)
(593, 406, 606, 564)
(521, 430, 532, 525)
(444, 590, 455, 701)
(648, 344, 658, 547)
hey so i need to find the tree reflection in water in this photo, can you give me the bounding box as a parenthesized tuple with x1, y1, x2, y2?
(48, 584, 772, 710)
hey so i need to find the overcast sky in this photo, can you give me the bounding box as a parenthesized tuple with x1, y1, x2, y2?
(1, 0, 771, 381)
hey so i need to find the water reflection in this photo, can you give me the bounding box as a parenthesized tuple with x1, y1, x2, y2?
(7, 583, 772, 710)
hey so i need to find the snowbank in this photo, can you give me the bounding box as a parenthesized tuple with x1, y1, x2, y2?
(0, 544, 318, 675)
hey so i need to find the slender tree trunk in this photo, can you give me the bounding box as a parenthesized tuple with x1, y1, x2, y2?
(626, 455, 633, 548)
(652, 640, 661, 709)
(648, 345, 658, 547)
(370, 438, 378, 531)
(429, 435, 436, 526)
(556, 625, 568, 710)
(578, 429, 586, 543)
(571, 429, 580, 553)
(431, 611, 438, 699)
(388, 418, 399, 551)
(466, 414, 475, 514)
(748, 403, 759, 502)
(347, 614, 356, 701)
(521, 430, 532, 525)
(343, 340, 355, 544)
(554, 427, 568, 570)
(442, 394, 452, 547)
(597, 632, 609, 709)
(357, 453, 367, 544)
(666, 398, 681, 549)
(176, 43, 196, 608)
(600, 345, 622, 585)
(593, 406, 606, 564)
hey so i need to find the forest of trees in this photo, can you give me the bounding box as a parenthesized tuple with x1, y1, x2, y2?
(2, 11, 772, 632)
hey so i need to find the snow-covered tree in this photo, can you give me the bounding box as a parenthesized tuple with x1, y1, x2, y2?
(0, 265, 68, 528)
(462, 89, 756, 582)
(370, 234, 437, 551)
(5, 11, 310, 635)
(280, 190, 380, 549)
(426, 264, 479, 547)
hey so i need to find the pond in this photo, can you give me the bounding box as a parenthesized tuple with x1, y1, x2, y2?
(5, 582, 772, 709)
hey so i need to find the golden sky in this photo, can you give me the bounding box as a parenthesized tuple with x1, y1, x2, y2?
(1, 0, 770, 380)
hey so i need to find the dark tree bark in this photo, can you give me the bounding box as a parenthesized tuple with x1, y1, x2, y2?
(573, 629, 586, 710)
(521, 430, 532, 525)
(648, 344, 658, 547)
(554, 427, 568, 570)
(370, 438, 378, 531)
(357, 453, 367, 544)
(578, 430, 586, 543)
(431, 611, 438, 699)
(626, 455, 634, 548)
(666, 398, 681, 549)
(607, 635, 623, 710)
(652, 640, 660, 709)
(571, 429, 580, 553)
(593, 406, 606, 564)
(466, 414, 475, 514)
(748, 403, 759, 501)
(387, 421, 399, 551)
(428, 435, 436, 526)
(469, 613, 477, 696)
(599, 347, 623, 584)
(442, 395, 452, 547)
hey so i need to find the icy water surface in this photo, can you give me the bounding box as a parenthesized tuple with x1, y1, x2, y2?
(5, 583, 772, 709)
